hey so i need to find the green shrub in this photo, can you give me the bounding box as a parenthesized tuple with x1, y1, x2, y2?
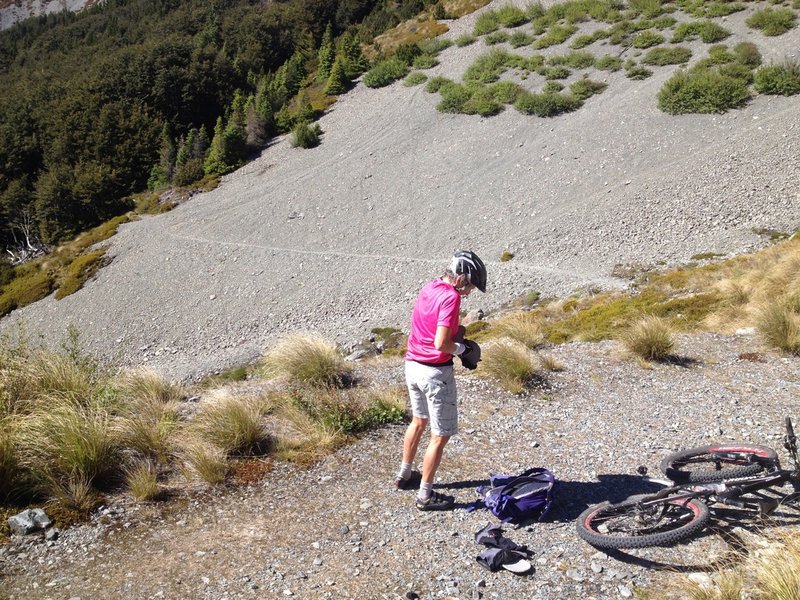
(496, 3, 529, 27)
(0, 268, 54, 317)
(455, 34, 477, 47)
(698, 2, 746, 18)
(485, 30, 510, 45)
(672, 20, 731, 43)
(626, 64, 653, 79)
(509, 30, 535, 47)
(55, 249, 107, 300)
(718, 62, 754, 85)
(437, 82, 473, 112)
(540, 65, 571, 79)
(474, 10, 501, 35)
(291, 122, 322, 149)
(425, 76, 453, 93)
(418, 38, 452, 55)
(653, 15, 677, 29)
(564, 50, 595, 69)
(462, 86, 504, 116)
(570, 32, 605, 49)
(395, 42, 423, 66)
(543, 81, 565, 93)
(363, 57, 408, 88)
(412, 54, 438, 69)
(733, 42, 762, 68)
(0, 259, 13, 287)
(464, 49, 512, 83)
(629, 0, 666, 18)
(596, 55, 624, 71)
(631, 30, 664, 48)
(514, 91, 582, 117)
(658, 67, 750, 114)
(754, 61, 800, 95)
(642, 46, 692, 66)
(570, 78, 608, 100)
(746, 8, 797, 36)
(534, 24, 578, 48)
(490, 80, 523, 103)
(404, 71, 428, 86)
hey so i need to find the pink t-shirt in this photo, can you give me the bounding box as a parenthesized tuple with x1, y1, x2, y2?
(405, 278, 461, 364)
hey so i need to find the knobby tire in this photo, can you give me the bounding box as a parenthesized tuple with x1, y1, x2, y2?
(576, 494, 710, 549)
(661, 444, 778, 483)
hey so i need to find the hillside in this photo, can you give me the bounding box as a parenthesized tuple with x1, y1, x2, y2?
(0, 0, 96, 31)
(3, 0, 798, 380)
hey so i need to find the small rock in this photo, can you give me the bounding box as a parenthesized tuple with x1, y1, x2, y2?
(406, 592, 419, 600)
(618, 584, 633, 598)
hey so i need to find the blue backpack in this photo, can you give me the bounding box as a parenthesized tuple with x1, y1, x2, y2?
(468, 468, 555, 524)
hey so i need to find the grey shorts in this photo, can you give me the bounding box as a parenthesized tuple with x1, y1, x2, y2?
(405, 360, 458, 437)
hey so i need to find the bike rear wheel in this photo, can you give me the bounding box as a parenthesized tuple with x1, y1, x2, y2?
(576, 494, 710, 549)
(661, 444, 778, 483)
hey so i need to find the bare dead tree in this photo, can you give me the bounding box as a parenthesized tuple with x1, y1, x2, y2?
(5, 208, 49, 265)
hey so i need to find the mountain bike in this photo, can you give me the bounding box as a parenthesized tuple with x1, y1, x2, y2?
(576, 417, 800, 549)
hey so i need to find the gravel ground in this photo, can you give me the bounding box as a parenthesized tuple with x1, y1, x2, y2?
(1, 2, 800, 597)
(1, 1, 798, 381)
(2, 332, 800, 599)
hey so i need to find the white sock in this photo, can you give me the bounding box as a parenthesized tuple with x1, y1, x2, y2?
(396, 462, 412, 480)
(417, 481, 433, 501)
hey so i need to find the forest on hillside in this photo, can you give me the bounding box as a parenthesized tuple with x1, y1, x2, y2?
(0, 0, 444, 264)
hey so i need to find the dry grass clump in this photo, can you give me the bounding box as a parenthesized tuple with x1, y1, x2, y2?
(191, 391, 271, 456)
(125, 459, 160, 501)
(620, 315, 675, 361)
(668, 531, 800, 599)
(491, 311, 545, 349)
(262, 333, 352, 387)
(115, 369, 183, 463)
(16, 400, 121, 492)
(674, 569, 743, 600)
(178, 440, 229, 485)
(479, 338, 541, 394)
(752, 532, 800, 599)
(0, 420, 19, 501)
(756, 303, 800, 355)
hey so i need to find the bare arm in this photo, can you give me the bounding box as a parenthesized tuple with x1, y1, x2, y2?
(434, 325, 462, 355)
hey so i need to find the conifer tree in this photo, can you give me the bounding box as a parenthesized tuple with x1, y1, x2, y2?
(147, 123, 176, 189)
(204, 117, 229, 177)
(341, 32, 370, 78)
(317, 23, 335, 80)
(295, 91, 315, 124)
(324, 56, 349, 95)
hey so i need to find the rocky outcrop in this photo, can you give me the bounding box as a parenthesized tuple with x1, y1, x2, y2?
(0, 0, 100, 32)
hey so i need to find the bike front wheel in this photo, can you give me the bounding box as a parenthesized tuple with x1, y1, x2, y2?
(661, 444, 778, 483)
(576, 494, 710, 549)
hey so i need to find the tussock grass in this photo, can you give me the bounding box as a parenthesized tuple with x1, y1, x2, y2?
(491, 312, 545, 349)
(620, 315, 676, 361)
(0, 420, 19, 501)
(50, 475, 100, 512)
(126, 459, 160, 501)
(262, 333, 352, 387)
(753, 532, 800, 599)
(192, 392, 271, 456)
(756, 303, 800, 355)
(479, 338, 541, 394)
(178, 439, 229, 485)
(16, 400, 120, 497)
